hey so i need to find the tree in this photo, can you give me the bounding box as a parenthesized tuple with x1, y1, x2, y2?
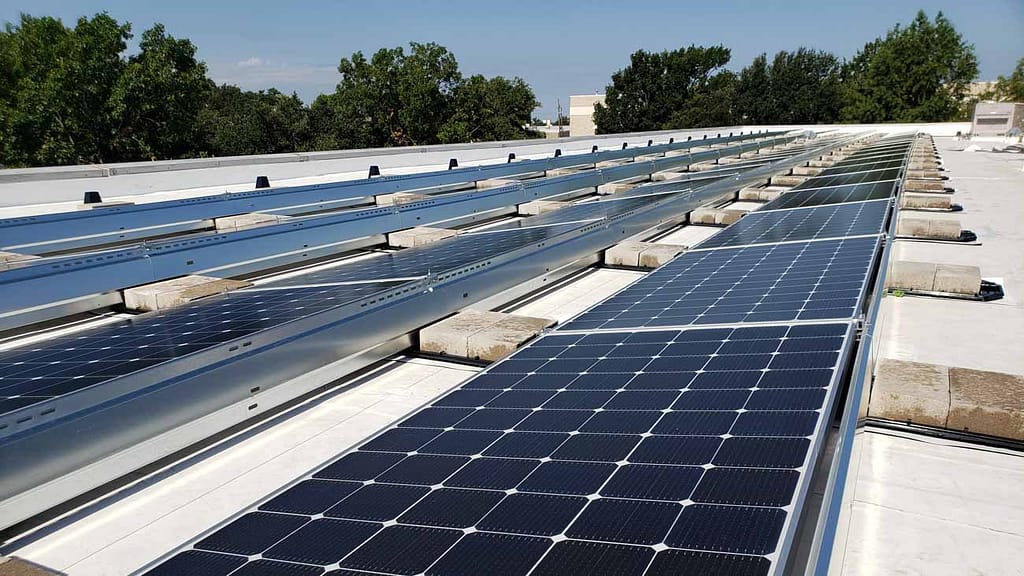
(312, 42, 461, 149)
(438, 75, 539, 143)
(110, 24, 213, 160)
(734, 48, 842, 124)
(665, 70, 738, 129)
(992, 58, 1024, 102)
(593, 45, 734, 133)
(841, 11, 978, 122)
(199, 85, 309, 156)
(734, 54, 772, 124)
(0, 13, 129, 166)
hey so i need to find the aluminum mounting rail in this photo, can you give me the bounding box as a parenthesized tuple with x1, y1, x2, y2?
(0, 133, 852, 530)
(0, 132, 781, 254)
(0, 134, 804, 331)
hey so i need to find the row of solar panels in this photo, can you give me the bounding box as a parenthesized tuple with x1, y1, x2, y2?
(0, 132, 779, 254)
(142, 134, 914, 576)
(0, 134, 805, 332)
(0, 132, 855, 531)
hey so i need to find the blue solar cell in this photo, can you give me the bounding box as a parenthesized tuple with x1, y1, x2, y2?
(482, 432, 569, 458)
(580, 410, 660, 434)
(713, 437, 811, 468)
(263, 518, 380, 565)
(532, 540, 654, 576)
(374, 454, 469, 485)
(653, 411, 738, 435)
(418, 429, 502, 455)
(427, 532, 551, 576)
(692, 468, 799, 507)
(233, 559, 324, 576)
(629, 436, 722, 465)
(337, 525, 462, 574)
(194, 512, 307, 556)
(567, 498, 681, 545)
(452, 408, 531, 430)
(314, 451, 405, 481)
(324, 483, 429, 522)
(143, 550, 247, 576)
(259, 480, 361, 515)
(444, 457, 539, 490)
(600, 464, 703, 501)
(646, 549, 770, 576)
(477, 493, 587, 536)
(359, 427, 441, 452)
(666, 504, 786, 555)
(551, 433, 640, 462)
(397, 488, 504, 528)
(518, 461, 616, 495)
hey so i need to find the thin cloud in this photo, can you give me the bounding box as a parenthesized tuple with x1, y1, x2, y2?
(237, 56, 265, 67)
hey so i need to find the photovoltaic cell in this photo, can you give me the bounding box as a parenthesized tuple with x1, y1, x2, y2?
(147, 322, 852, 576)
(761, 181, 897, 210)
(693, 200, 889, 249)
(563, 237, 878, 331)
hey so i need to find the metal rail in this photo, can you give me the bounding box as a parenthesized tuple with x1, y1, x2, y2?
(0, 134, 852, 531)
(0, 132, 779, 254)
(0, 134, 805, 331)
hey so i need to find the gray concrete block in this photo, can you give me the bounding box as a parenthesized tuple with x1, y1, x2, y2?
(123, 275, 252, 312)
(688, 208, 746, 226)
(595, 159, 628, 168)
(886, 261, 937, 292)
(905, 180, 946, 193)
(687, 161, 719, 172)
(651, 171, 688, 182)
(596, 182, 640, 195)
(0, 557, 62, 575)
(546, 167, 592, 177)
(900, 193, 952, 210)
(387, 226, 459, 248)
(604, 241, 647, 267)
(213, 212, 290, 232)
(932, 264, 981, 295)
(869, 359, 950, 427)
(896, 217, 962, 240)
(906, 170, 943, 180)
(475, 177, 519, 190)
(638, 243, 686, 268)
(947, 368, 1024, 440)
(791, 165, 824, 176)
(0, 251, 40, 271)
(375, 192, 427, 206)
(769, 175, 808, 187)
(419, 309, 555, 362)
(518, 200, 568, 216)
(808, 159, 837, 168)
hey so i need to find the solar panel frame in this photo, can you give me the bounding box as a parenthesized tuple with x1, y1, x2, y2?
(692, 200, 891, 248)
(142, 321, 856, 576)
(561, 236, 882, 331)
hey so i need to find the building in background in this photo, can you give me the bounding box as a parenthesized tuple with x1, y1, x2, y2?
(971, 102, 1024, 136)
(569, 94, 606, 137)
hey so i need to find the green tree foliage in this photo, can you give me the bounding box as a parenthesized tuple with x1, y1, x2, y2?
(311, 42, 540, 149)
(0, 13, 129, 166)
(199, 86, 309, 156)
(593, 46, 733, 133)
(735, 49, 842, 124)
(110, 24, 213, 160)
(992, 58, 1024, 102)
(841, 10, 978, 122)
(439, 75, 539, 143)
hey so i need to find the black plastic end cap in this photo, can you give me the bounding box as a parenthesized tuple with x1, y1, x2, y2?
(622, 142, 628, 150)
(647, 139, 653, 146)
(669, 138, 674, 144)
(255, 176, 271, 189)
(591, 145, 599, 153)
(368, 165, 381, 178)
(554, 148, 562, 158)
(83, 191, 102, 204)
(448, 158, 458, 170)
(507, 153, 516, 163)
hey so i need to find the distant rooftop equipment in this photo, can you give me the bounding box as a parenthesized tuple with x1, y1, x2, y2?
(568, 94, 606, 137)
(971, 102, 1024, 137)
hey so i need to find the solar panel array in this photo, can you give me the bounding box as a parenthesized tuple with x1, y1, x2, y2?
(0, 188, 689, 416)
(145, 134, 914, 576)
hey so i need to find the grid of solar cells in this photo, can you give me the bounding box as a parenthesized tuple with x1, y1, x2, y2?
(146, 322, 852, 576)
(562, 237, 878, 331)
(760, 181, 897, 210)
(797, 167, 902, 190)
(0, 223, 623, 416)
(813, 158, 904, 176)
(693, 200, 890, 248)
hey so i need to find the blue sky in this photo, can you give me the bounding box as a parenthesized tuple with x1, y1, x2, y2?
(3, 0, 1022, 117)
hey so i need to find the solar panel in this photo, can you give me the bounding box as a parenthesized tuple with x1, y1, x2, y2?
(795, 167, 902, 190)
(693, 200, 890, 249)
(146, 321, 854, 576)
(761, 181, 897, 210)
(562, 236, 879, 331)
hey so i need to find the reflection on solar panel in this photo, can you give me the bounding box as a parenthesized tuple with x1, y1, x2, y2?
(562, 237, 879, 331)
(694, 200, 890, 248)
(146, 322, 853, 576)
(761, 181, 897, 210)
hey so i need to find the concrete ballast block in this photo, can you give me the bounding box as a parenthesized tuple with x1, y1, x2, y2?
(932, 264, 981, 295)
(375, 192, 427, 206)
(868, 359, 950, 427)
(791, 165, 824, 176)
(214, 212, 290, 232)
(886, 261, 981, 295)
(0, 251, 40, 271)
(896, 217, 962, 240)
(904, 179, 946, 193)
(900, 193, 952, 210)
(387, 226, 459, 248)
(475, 178, 519, 190)
(886, 261, 937, 292)
(769, 175, 808, 187)
(123, 275, 252, 312)
(419, 309, 556, 362)
(518, 200, 569, 216)
(605, 241, 686, 269)
(947, 367, 1024, 440)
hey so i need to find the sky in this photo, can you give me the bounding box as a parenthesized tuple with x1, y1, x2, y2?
(2, 0, 1022, 117)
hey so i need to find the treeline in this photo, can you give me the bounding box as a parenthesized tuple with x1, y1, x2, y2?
(0, 14, 540, 168)
(595, 11, 985, 133)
